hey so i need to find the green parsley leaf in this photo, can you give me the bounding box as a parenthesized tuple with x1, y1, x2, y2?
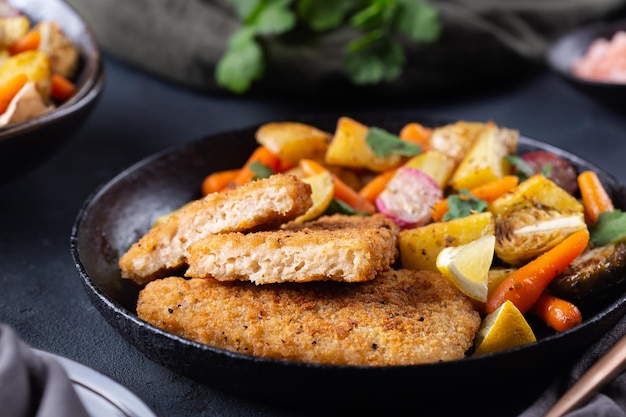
(365, 126, 421, 157)
(215, 28, 264, 94)
(297, 0, 353, 31)
(229, 0, 264, 21)
(590, 210, 626, 246)
(395, 0, 441, 41)
(505, 155, 535, 181)
(541, 163, 553, 177)
(253, 1, 297, 35)
(323, 198, 371, 216)
(443, 190, 488, 221)
(249, 161, 274, 180)
(345, 37, 405, 84)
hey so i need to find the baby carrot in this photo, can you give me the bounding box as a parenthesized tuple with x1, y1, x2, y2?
(0, 73, 28, 114)
(300, 158, 376, 214)
(231, 146, 282, 186)
(50, 73, 77, 101)
(485, 229, 590, 314)
(532, 293, 582, 333)
(431, 199, 450, 222)
(578, 170, 614, 224)
(8, 30, 40, 55)
(431, 175, 519, 222)
(470, 175, 519, 203)
(358, 168, 398, 204)
(399, 122, 432, 149)
(201, 169, 240, 195)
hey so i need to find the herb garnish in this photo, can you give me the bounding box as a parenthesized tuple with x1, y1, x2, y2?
(249, 161, 274, 180)
(443, 189, 488, 221)
(217, 0, 441, 93)
(366, 126, 421, 157)
(590, 210, 626, 246)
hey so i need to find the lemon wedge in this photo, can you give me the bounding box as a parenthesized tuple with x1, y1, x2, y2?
(436, 234, 495, 302)
(295, 171, 335, 223)
(474, 300, 537, 356)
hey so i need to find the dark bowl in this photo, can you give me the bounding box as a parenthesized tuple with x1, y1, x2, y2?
(547, 19, 626, 109)
(71, 113, 626, 416)
(0, 0, 103, 184)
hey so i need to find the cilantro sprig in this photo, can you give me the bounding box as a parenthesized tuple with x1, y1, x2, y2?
(217, 0, 441, 93)
(443, 189, 488, 221)
(590, 210, 626, 246)
(366, 126, 421, 157)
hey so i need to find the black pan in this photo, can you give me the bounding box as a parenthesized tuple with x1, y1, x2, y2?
(70, 113, 626, 416)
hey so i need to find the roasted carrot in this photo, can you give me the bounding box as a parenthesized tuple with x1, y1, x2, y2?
(399, 122, 432, 149)
(0, 73, 28, 114)
(578, 170, 614, 224)
(50, 73, 77, 101)
(300, 158, 376, 214)
(430, 175, 519, 222)
(470, 175, 519, 202)
(201, 169, 240, 195)
(358, 168, 398, 204)
(231, 146, 282, 186)
(485, 229, 590, 314)
(8, 30, 40, 55)
(532, 293, 582, 333)
(431, 199, 450, 222)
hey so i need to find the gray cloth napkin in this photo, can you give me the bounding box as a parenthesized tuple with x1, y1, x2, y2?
(64, 0, 626, 98)
(0, 324, 90, 417)
(520, 313, 626, 417)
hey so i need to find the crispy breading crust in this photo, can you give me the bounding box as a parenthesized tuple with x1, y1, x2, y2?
(282, 212, 400, 233)
(118, 174, 312, 285)
(136, 269, 481, 366)
(185, 223, 398, 284)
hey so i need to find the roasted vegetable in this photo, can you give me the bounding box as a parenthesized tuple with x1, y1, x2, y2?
(490, 174, 586, 265)
(449, 122, 518, 191)
(399, 211, 496, 272)
(376, 167, 442, 228)
(495, 206, 587, 265)
(402, 150, 455, 189)
(428, 121, 485, 164)
(517, 151, 578, 195)
(325, 117, 404, 172)
(255, 122, 331, 165)
(549, 242, 626, 305)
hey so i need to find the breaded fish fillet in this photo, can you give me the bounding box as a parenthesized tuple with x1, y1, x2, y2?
(136, 269, 481, 366)
(119, 174, 312, 285)
(185, 213, 399, 284)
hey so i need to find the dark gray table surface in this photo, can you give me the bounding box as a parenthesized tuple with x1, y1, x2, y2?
(1, 54, 626, 417)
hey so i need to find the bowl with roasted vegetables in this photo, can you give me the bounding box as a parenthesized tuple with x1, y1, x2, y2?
(72, 113, 626, 414)
(0, 0, 102, 183)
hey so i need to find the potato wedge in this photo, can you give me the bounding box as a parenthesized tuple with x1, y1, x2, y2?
(256, 122, 331, 165)
(0, 50, 51, 99)
(428, 121, 485, 164)
(399, 212, 496, 272)
(449, 122, 518, 191)
(402, 150, 456, 189)
(324, 117, 403, 172)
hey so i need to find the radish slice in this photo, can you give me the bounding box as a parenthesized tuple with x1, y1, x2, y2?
(376, 167, 442, 229)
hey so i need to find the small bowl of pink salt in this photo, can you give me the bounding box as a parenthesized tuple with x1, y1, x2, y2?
(547, 19, 626, 109)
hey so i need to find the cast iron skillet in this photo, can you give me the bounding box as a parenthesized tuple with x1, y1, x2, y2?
(71, 113, 626, 415)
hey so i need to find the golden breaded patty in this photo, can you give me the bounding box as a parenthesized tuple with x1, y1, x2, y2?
(119, 174, 312, 285)
(282, 212, 400, 233)
(185, 223, 398, 284)
(137, 269, 481, 366)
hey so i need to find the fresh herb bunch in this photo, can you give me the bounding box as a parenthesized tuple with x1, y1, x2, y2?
(216, 0, 442, 94)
